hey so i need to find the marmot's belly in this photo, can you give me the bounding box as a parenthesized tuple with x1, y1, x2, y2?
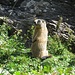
(32, 41, 47, 50)
(31, 41, 48, 58)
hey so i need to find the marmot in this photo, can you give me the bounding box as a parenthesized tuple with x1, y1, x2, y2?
(31, 19, 49, 58)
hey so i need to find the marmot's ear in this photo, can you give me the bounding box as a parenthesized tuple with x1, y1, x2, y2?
(34, 17, 37, 20)
(33, 18, 37, 25)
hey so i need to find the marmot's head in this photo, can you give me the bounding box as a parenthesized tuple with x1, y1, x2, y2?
(34, 19, 46, 28)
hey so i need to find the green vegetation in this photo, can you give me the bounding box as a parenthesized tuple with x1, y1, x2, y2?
(0, 23, 75, 75)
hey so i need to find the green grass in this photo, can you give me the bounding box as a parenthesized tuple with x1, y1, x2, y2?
(0, 24, 75, 75)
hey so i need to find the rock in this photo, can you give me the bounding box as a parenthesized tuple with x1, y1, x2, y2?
(47, 19, 75, 40)
(20, 0, 50, 16)
(26, 0, 35, 8)
(0, 0, 24, 7)
(30, 9, 34, 13)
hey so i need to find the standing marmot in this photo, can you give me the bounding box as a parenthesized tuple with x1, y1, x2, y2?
(31, 19, 49, 58)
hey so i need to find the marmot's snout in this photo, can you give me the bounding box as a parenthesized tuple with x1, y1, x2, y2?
(34, 19, 41, 25)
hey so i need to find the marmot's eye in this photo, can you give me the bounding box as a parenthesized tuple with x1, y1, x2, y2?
(37, 20, 40, 23)
(42, 20, 44, 23)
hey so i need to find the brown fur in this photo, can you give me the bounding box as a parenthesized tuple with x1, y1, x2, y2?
(31, 19, 49, 58)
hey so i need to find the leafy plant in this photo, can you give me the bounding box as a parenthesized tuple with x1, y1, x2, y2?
(0, 23, 75, 75)
(48, 35, 66, 55)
